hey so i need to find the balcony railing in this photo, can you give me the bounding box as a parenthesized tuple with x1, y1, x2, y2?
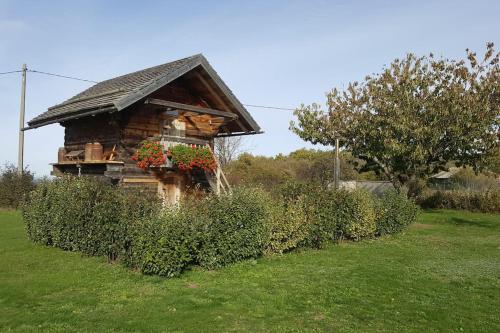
(160, 135, 208, 150)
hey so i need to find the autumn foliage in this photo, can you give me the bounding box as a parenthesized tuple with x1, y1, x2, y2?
(291, 43, 500, 188)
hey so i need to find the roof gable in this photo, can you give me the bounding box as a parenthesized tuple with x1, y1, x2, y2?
(27, 54, 260, 133)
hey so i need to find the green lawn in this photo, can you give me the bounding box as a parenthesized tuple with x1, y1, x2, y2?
(1, 210, 499, 333)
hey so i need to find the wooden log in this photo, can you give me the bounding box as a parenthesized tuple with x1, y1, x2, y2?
(144, 98, 238, 119)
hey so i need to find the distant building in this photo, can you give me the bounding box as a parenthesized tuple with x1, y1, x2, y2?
(429, 167, 461, 180)
(429, 167, 461, 189)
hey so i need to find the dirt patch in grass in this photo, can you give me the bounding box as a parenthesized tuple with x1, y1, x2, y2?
(313, 314, 325, 321)
(186, 282, 199, 289)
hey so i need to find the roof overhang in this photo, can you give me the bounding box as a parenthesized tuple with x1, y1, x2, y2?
(24, 106, 117, 130)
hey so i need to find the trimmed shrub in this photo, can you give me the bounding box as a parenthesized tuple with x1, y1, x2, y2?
(302, 188, 342, 248)
(117, 189, 163, 266)
(265, 195, 310, 254)
(195, 187, 269, 269)
(23, 176, 121, 259)
(336, 189, 376, 241)
(23, 179, 54, 245)
(301, 188, 377, 246)
(23, 175, 417, 279)
(376, 189, 419, 236)
(126, 209, 197, 277)
(275, 181, 317, 201)
(418, 188, 500, 213)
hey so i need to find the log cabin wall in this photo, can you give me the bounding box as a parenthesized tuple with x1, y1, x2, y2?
(118, 102, 162, 194)
(59, 80, 224, 199)
(56, 113, 123, 183)
(62, 112, 120, 154)
(117, 80, 219, 197)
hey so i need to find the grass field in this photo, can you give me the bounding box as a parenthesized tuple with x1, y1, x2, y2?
(0, 210, 499, 333)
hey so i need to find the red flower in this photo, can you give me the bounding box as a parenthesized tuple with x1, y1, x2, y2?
(133, 140, 166, 170)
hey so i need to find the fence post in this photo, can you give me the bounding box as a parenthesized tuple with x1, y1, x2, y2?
(216, 166, 221, 195)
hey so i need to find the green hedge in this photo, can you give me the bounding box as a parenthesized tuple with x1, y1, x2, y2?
(195, 187, 269, 269)
(23, 177, 418, 278)
(23, 176, 160, 261)
(376, 189, 419, 236)
(125, 210, 197, 277)
(302, 188, 377, 247)
(302, 188, 343, 248)
(337, 189, 376, 241)
(23, 179, 53, 245)
(418, 189, 500, 213)
(265, 195, 310, 255)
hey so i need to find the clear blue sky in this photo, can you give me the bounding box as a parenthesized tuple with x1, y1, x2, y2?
(1, 0, 499, 176)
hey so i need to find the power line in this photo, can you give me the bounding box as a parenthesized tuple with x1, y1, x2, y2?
(27, 70, 296, 111)
(3, 67, 297, 111)
(0, 70, 22, 75)
(243, 104, 296, 111)
(28, 69, 99, 83)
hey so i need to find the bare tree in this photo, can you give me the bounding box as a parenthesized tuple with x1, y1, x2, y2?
(214, 136, 245, 167)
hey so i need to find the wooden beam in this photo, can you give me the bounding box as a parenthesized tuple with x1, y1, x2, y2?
(216, 131, 264, 138)
(161, 110, 179, 117)
(184, 115, 206, 136)
(161, 135, 209, 145)
(145, 98, 238, 119)
(194, 72, 249, 132)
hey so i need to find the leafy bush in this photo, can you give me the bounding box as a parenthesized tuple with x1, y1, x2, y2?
(23, 176, 164, 261)
(265, 195, 310, 255)
(125, 209, 197, 277)
(336, 189, 376, 241)
(125, 187, 271, 274)
(22, 175, 417, 279)
(302, 188, 342, 248)
(195, 187, 269, 269)
(23, 179, 53, 244)
(418, 188, 500, 213)
(0, 164, 35, 209)
(117, 189, 163, 266)
(275, 181, 317, 201)
(23, 176, 122, 260)
(376, 189, 419, 236)
(299, 188, 377, 246)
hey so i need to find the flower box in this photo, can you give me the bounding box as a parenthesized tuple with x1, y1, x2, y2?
(133, 141, 216, 173)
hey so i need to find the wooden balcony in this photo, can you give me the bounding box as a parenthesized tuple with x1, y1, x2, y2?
(51, 160, 124, 179)
(160, 135, 209, 149)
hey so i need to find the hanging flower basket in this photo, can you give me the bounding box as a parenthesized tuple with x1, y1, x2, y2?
(168, 145, 216, 172)
(132, 140, 166, 169)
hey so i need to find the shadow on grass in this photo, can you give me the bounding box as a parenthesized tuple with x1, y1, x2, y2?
(449, 217, 498, 229)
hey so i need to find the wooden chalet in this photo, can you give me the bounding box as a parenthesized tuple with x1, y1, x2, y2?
(27, 54, 261, 203)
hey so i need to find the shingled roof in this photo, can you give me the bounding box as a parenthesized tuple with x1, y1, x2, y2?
(27, 54, 260, 133)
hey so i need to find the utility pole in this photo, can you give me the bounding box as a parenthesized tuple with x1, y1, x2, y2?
(334, 137, 340, 189)
(18, 63, 27, 175)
